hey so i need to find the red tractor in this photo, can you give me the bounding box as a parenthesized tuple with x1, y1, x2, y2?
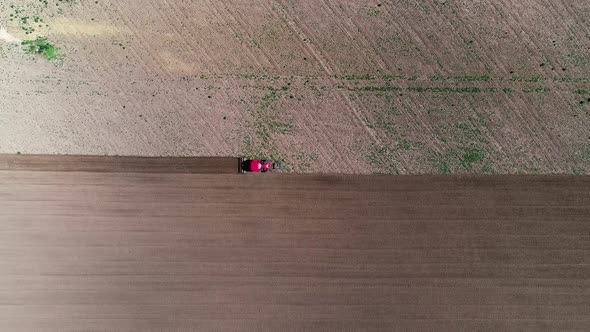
(241, 159, 283, 173)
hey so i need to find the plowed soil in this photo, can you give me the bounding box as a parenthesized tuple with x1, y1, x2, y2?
(0, 156, 589, 331)
(0, 154, 242, 173)
(1, 0, 589, 174)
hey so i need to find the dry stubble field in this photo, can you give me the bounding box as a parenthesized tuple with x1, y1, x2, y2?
(1, 0, 589, 174)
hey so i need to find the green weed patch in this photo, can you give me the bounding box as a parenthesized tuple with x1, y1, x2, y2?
(22, 37, 62, 60)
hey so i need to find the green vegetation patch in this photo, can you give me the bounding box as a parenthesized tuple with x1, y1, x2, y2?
(431, 75, 491, 82)
(9, 1, 73, 60)
(367, 143, 399, 174)
(22, 37, 63, 60)
(242, 86, 293, 162)
(462, 147, 485, 167)
(566, 53, 589, 66)
(578, 145, 590, 161)
(367, 8, 381, 16)
(428, 109, 493, 174)
(509, 76, 544, 82)
(522, 87, 550, 94)
(366, 109, 397, 134)
(430, 146, 488, 174)
(349, 86, 401, 92)
(561, 77, 590, 83)
(408, 87, 481, 93)
(339, 74, 376, 81)
(397, 140, 412, 151)
(292, 151, 319, 170)
(383, 75, 403, 81)
(575, 89, 590, 95)
(431, 151, 452, 174)
(455, 75, 491, 82)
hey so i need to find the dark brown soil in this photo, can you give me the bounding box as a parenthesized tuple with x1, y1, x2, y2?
(0, 156, 589, 331)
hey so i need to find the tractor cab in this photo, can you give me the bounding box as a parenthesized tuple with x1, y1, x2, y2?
(241, 159, 282, 173)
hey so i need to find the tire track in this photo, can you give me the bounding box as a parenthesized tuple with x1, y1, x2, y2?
(496, 93, 559, 172)
(112, 2, 172, 79)
(58, 2, 124, 154)
(540, 0, 585, 45)
(58, 0, 142, 149)
(146, 0, 216, 74)
(553, 0, 590, 39)
(487, 1, 564, 170)
(193, 0, 242, 72)
(364, 1, 428, 74)
(471, 97, 517, 173)
(270, 1, 382, 153)
(379, 1, 439, 75)
(291, 96, 353, 173)
(209, 0, 266, 71)
(354, 2, 412, 74)
(445, 2, 509, 74)
(223, 0, 281, 72)
(158, 0, 220, 74)
(106, 2, 156, 79)
(529, 0, 590, 170)
(317, 0, 386, 72)
(55, 1, 110, 83)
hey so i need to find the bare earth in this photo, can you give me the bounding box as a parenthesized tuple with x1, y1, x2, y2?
(0, 154, 242, 173)
(0, 156, 589, 331)
(1, 0, 589, 174)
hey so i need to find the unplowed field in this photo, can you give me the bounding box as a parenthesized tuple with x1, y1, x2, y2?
(1, 0, 589, 173)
